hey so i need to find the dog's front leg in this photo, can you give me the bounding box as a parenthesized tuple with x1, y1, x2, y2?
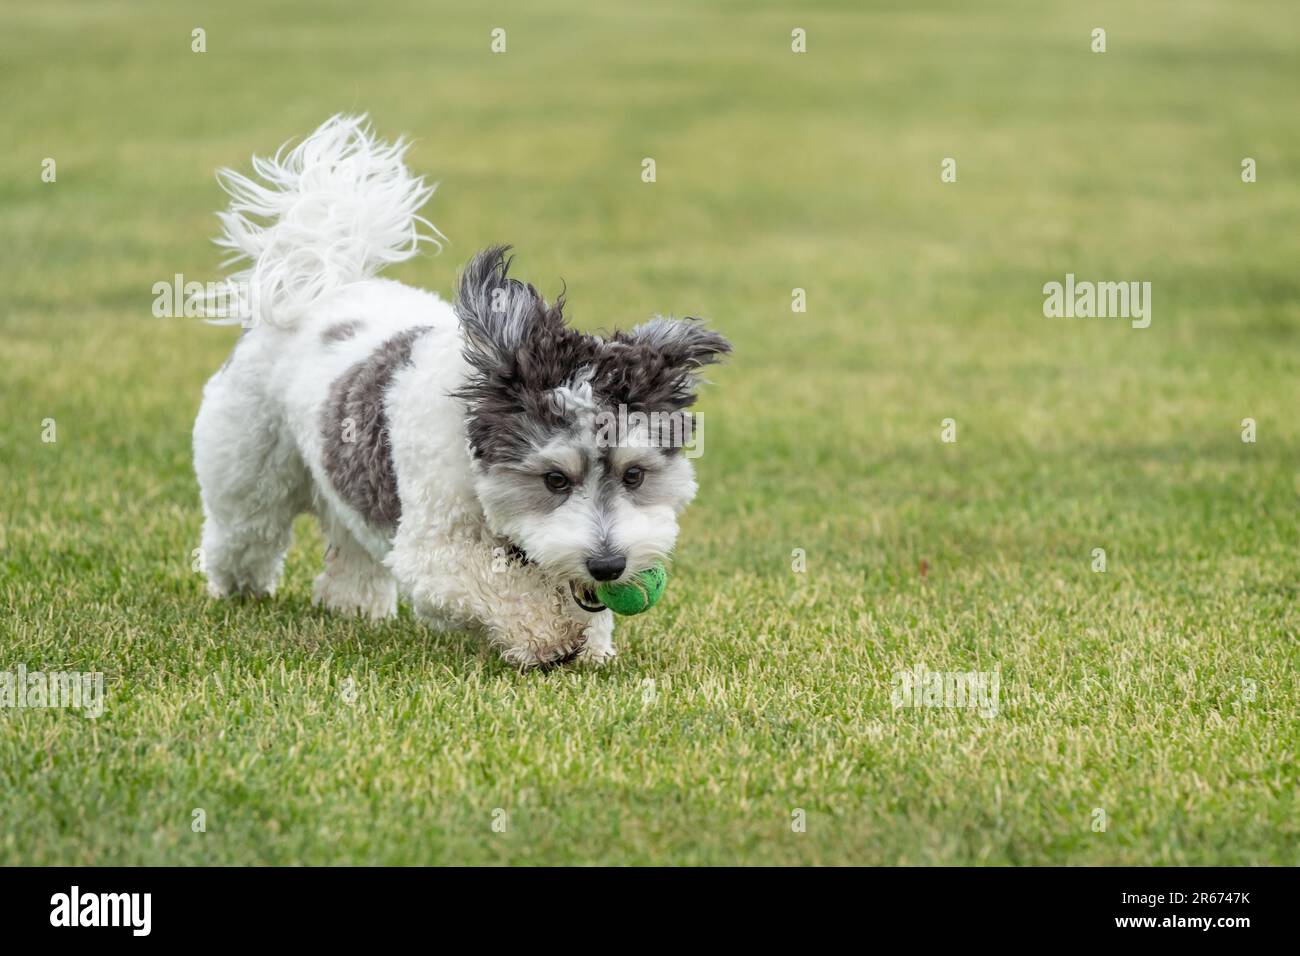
(389, 532, 613, 668)
(575, 609, 615, 665)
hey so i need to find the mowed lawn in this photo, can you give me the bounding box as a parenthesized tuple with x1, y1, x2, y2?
(1, 0, 1297, 865)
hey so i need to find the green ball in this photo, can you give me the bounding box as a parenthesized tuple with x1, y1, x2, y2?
(596, 563, 668, 616)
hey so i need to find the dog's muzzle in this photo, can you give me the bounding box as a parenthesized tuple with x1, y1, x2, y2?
(510, 541, 606, 613)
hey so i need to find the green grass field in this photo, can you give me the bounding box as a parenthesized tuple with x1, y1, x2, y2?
(1, 0, 1297, 865)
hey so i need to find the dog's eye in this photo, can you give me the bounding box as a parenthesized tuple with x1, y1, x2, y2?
(622, 466, 645, 489)
(543, 471, 571, 493)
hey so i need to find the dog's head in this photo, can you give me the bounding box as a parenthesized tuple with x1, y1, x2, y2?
(453, 246, 729, 606)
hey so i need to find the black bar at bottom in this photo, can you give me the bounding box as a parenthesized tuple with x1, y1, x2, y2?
(0, 866, 1287, 943)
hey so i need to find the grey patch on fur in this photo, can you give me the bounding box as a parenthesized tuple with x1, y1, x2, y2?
(452, 245, 731, 466)
(321, 327, 431, 533)
(479, 464, 571, 518)
(322, 320, 363, 344)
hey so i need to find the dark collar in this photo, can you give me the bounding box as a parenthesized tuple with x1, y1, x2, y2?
(506, 542, 534, 566)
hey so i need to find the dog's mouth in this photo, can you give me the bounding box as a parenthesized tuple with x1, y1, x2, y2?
(569, 580, 606, 613)
(509, 541, 605, 612)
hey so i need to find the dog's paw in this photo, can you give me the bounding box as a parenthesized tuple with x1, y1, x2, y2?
(206, 577, 275, 600)
(489, 593, 615, 670)
(575, 639, 617, 666)
(502, 640, 582, 670)
(414, 603, 468, 633)
(206, 579, 233, 600)
(312, 572, 397, 621)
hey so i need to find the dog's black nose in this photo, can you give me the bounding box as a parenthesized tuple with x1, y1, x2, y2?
(586, 554, 626, 582)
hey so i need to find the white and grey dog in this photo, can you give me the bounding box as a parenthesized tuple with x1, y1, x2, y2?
(192, 116, 729, 667)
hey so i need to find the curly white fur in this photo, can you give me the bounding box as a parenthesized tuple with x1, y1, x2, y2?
(202, 114, 444, 328)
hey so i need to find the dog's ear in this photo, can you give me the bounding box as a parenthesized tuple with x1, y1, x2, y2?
(453, 247, 582, 463)
(454, 245, 566, 379)
(623, 316, 731, 370)
(610, 316, 731, 409)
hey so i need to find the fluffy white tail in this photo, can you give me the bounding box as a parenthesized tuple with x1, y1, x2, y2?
(202, 114, 443, 327)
